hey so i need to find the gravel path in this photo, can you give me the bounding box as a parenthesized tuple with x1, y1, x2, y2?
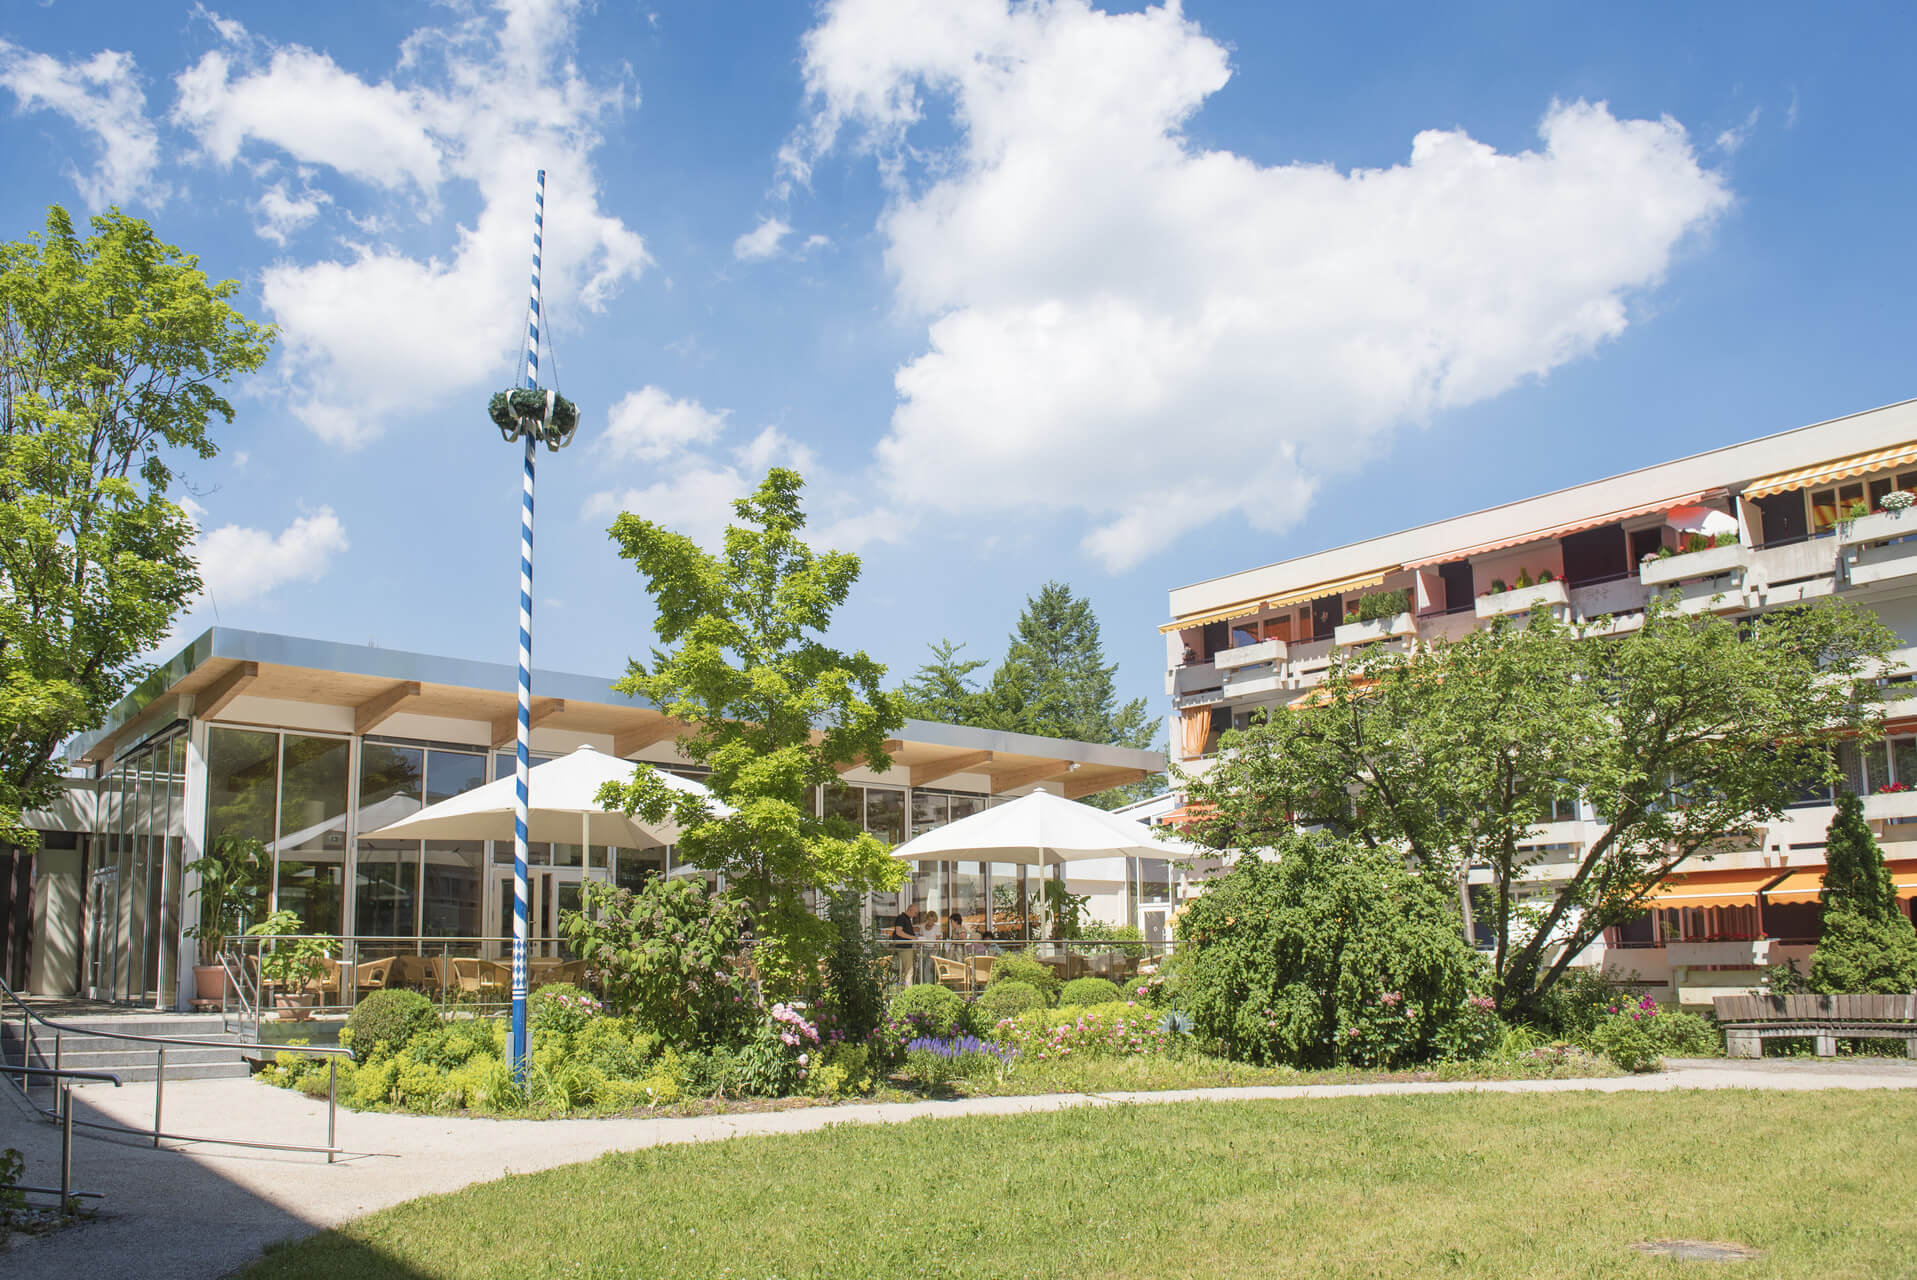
(5, 1055, 1915, 1280)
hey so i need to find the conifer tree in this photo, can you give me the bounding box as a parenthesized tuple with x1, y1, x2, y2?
(898, 639, 988, 724)
(1809, 789, 1917, 994)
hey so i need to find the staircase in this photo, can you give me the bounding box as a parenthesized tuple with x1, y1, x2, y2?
(1, 1011, 255, 1083)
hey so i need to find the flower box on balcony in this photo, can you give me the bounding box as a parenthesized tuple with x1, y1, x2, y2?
(1474, 579, 1569, 620)
(1214, 638, 1287, 670)
(1332, 612, 1416, 648)
(1837, 507, 1917, 547)
(1639, 541, 1751, 587)
(1864, 788, 1917, 821)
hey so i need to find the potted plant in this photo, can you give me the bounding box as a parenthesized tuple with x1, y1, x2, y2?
(183, 833, 267, 1002)
(245, 910, 335, 1021)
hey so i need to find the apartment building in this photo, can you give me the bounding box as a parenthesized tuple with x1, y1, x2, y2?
(1160, 397, 1917, 1004)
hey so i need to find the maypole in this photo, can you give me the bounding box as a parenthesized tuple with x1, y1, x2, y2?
(488, 169, 579, 1078)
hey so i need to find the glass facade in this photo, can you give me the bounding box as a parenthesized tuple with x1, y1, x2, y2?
(91, 714, 1126, 1006)
(90, 728, 187, 1003)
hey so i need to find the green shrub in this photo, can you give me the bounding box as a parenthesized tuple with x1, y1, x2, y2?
(1810, 791, 1917, 994)
(1530, 967, 1622, 1040)
(528, 983, 605, 1037)
(994, 1003, 1170, 1058)
(888, 984, 970, 1038)
(1060, 977, 1124, 1007)
(975, 981, 1046, 1025)
(807, 1042, 878, 1097)
(405, 1017, 501, 1070)
(1175, 835, 1487, 1068)
(818, 890, 887, 1042)
(1077, 922, 1147, 959)
(557, 876, 751, 1048)
(678, 1046, 743, 1098)
(1655, 1010, 1720, 1057)
(1354, 588, 1412, 622)
(1589, 998, 1664, 1072)
(345, 989, 439, 1063)
(987, 952, 1059, 1003)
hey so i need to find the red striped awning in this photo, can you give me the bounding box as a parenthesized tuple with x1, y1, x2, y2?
(1403, 490, 1724, 568)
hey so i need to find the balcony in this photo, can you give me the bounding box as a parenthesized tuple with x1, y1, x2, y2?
(1288, 637, 1333, 670)
(1744, 539, 1838, 605)
(1666, 938, 1778, 969)
(1167, 661, 1219, 700)
(1841, 508, 1917, 588)
(1220, 662, 1288, 700)
(1332, 611, 1417, 648)
(1475, 579, 1570, 621)
(1665, 574, 1746, 616)
(1214, 639, 1287, 671)
(1568, 576, 1649, 621)
(1639, 542, 1751, 587)
(1863, 789, 1917, 822)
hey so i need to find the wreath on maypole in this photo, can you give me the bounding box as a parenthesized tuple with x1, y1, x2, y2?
(488, 387, 580, 450)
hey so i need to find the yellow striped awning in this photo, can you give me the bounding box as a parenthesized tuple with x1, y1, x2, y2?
(1745, 441, 1917, 500)
(1159, 568, 1394, 633)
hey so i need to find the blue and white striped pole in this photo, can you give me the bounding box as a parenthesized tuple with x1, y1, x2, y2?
(510, 169, 545, 1079)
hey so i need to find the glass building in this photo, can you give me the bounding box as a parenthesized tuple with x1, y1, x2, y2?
(17, 629, 1169, 1008)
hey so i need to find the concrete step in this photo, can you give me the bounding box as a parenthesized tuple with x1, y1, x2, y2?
(35, 1045, 247, 1070)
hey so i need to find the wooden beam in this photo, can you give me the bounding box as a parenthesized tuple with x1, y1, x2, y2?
(909, 749, 994, 788)
(989, 759, 1075, 795)
(613, 719, 681, 758)
(490, 697, 567, 750)
(196, 661, 259, 722)
(354, 681, 422, 736)
(1063, 767, 1147, 801)
(834, 739, 903, 775)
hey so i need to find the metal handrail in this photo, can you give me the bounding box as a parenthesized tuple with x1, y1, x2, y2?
(0, 973, 350, 1162)
(0, 1062, 121, 1214)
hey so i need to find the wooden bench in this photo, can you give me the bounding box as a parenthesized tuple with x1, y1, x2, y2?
(1713, 994, 1917, 1058)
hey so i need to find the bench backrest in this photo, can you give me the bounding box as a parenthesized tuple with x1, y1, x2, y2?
(1713, 993, 1917, 1023)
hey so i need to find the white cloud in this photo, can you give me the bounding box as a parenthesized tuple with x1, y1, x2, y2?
(0, 40, 166, 207)
(793, 0, 1734, 570)
(602, 385, 729, 462)
(172, 1, 651, 448)
(583, 402, 889, 555)
(185, 502, 350, 607)
(733, 215, 792, 261)
(1716, 106, 1760, 154)
(251, 179, 331, 244)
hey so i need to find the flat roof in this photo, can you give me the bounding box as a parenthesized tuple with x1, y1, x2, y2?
(1167, 395, 1917, 623)
(73, 628, 1164, 800)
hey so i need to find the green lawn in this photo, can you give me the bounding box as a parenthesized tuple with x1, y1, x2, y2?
(248, 1090, 1917, 1279)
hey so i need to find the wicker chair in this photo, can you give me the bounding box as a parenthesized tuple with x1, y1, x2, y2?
(930, 954, 973, 991)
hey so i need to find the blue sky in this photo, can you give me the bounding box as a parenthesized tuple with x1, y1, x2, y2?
(3, 1, 1914, 746)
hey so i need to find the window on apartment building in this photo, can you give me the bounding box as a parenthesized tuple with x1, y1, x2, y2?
(1560, 523, 1627, 587)
(1200, 620, 1229, 660)
(1750, 492, 1808, 547)
(1810, 482, 1867, 532)
(1436, 561, 1473, 614)
(1628, 526, 1666, 568)
(1310, 595, 1341, 641)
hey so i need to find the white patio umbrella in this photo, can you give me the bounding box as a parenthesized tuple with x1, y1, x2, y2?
(1665, 504, 1739, 539)
(888, 786, 1203, 868)
(363, 744, 726, 848)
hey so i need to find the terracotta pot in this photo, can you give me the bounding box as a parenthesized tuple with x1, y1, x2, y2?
(272, 988, 315, 1022)
(192, 964, 229, 1002)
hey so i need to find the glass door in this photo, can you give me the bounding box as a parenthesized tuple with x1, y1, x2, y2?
(87, 870, 114, 1000)
(493, 867, 595, 960)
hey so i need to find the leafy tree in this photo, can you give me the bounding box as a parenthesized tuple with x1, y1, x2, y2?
(1808, 789, 1917, 993)
(897, 638, 988, 724)
(597, 468, 907, 997)
(558, 877, 752, 1048)
(1179, 598, 1893, 1019)
(1174, 834, 1494, 1067)
(0, 207, 274, 847)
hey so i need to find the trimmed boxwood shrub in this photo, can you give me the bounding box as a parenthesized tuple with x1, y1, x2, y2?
(975, 980, 1046, 1026)
(887, 984, 970, 1038)
(346, 988, 439, 1063)
(987, 952, 1059, 1004)
(1059, 977, 1124, 1007)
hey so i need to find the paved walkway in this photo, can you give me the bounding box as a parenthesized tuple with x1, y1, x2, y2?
(5, 1056, 1916, 1279)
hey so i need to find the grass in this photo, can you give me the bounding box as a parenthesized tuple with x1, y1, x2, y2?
(245, 1089, 1917, 1279)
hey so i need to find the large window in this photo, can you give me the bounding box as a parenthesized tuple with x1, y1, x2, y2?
(422, 842, 483, 936)
(355, 841, 418, 937)
(275, 734, 349, 934)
